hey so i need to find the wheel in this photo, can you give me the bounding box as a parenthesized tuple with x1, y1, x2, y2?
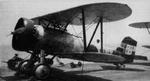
(7, 59, 19, 71)
(14, 60, 33, 77)
(18, 60, 28, 72)
(33, 64, 50, 80)
(70, 62, 76, 68)
(77, 62, 82, 67)
(17, 60, 33, 75)
(7, 58, 23, 71)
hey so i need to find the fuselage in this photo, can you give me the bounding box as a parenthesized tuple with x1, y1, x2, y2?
(12, 25, 84, 55)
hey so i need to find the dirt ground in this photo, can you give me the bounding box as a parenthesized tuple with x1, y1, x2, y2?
(0, 60, 150, 81)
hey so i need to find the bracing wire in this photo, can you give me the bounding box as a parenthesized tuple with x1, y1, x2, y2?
(71, 25, 83, 47)
(70, 16, 99, 46)
(77, 17, 99, 36)
(69, 16, 99, 38)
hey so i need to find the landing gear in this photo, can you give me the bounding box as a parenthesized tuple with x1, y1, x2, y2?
(7, 57, 23, 71)
(33, 63, 50, 80)
(15, 54, 38, 77)
(14, 50, 55, 80)
(32, 50, 54, 80)
(17, 60, 30, 74)
(15, 59, 35, 77)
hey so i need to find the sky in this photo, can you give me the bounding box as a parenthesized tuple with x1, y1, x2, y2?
(0, 0, 150, 48)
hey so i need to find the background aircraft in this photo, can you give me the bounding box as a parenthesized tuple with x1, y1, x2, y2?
(9, 2, 132, 80)
(112, 36, 137, 68)
(129, 22, 150, 49)
(129, 22, 150, 34)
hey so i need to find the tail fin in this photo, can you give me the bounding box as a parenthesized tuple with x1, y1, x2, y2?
(114, 36, 137, 63)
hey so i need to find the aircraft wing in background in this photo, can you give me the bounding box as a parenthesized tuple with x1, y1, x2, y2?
(129, 22, 150, 34)
(129, 22, 150, 28)
(142, 45, 150, 49)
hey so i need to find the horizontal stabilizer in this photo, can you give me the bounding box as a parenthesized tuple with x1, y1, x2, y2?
(134, 55, 148, 61)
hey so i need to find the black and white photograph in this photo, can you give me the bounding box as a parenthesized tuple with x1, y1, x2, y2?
(0, 0, 150, 81)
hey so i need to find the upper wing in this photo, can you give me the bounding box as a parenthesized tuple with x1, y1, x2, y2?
(54, 52, 125, 63)
(129, 22, 150, 28)
(32, 3, 131, 29)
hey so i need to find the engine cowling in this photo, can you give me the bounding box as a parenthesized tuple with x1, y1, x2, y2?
(12, 17, 38, 51)
(14, 17, 34, 30)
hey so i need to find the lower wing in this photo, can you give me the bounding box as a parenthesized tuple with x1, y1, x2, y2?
(54, 52, 125, 63)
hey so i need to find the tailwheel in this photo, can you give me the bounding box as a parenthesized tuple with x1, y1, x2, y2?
(33, 63, 50, 80)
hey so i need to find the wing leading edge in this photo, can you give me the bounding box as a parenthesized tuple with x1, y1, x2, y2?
(32, 3, 132, 28)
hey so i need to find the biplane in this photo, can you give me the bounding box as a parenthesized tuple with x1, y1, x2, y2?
(129, 22, 150, 49)
(10, 2, 132, 80)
